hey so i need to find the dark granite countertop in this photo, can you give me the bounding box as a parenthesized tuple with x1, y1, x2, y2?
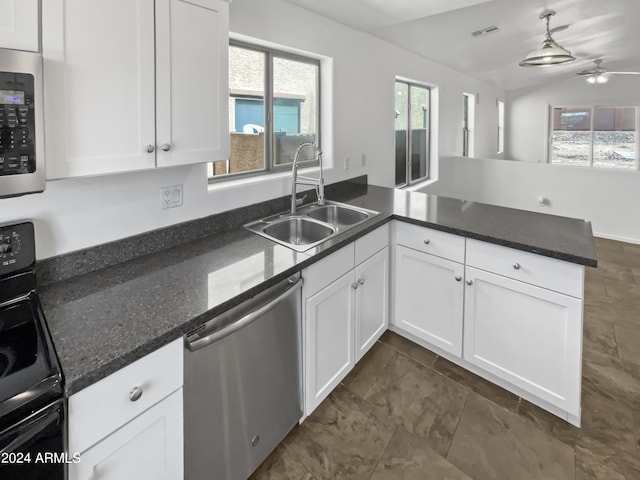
(40, 183, 596, 396)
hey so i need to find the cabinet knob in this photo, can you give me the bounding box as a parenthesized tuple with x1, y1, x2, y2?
(465, 279, 473, 286)
(455, 275, 462, 282)
(161, 143, 172, 152)
(423, 239, 430, 245)
(351, 282, 358, 289)
(513, 262, 521, 270)
(129, 386, 143, 402)
(144, 144, 155, 153)
(357, 278, 365, 285)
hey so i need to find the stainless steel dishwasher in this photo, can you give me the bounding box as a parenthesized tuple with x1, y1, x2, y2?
(184, 273, 303, 480)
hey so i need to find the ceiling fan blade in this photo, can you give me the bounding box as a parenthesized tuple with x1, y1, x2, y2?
(576, 71, 598, 76)
(607, 71, 640, 75)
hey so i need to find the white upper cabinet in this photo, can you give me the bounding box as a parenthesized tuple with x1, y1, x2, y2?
(0, 0, 39, 52)
(43, 0, 156, 178)
(42, 0, 229, 179)
(155, 0, 229, 168)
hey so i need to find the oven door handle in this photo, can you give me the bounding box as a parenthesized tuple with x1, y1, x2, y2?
(0, 403, 60, 454)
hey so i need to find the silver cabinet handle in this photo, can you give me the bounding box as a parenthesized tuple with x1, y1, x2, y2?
(465, 279, 473, 286)
(423, 239, 430, 245)
(455, 275, 462, 282)
(357, 278, 365, 285)
(513, 263, 521, 270)
(161, 143, 171, 152)
(129, 386, 143, 402)
(144, 144, 155, 153)
(351, 282, 358, 289)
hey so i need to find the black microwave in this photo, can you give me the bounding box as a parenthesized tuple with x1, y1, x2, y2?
(0, 49, 44, 198)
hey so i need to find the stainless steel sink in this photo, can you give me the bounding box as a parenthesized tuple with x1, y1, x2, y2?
(263, 218, 335, 246)
(306, 204, 368, 226)
(245, 201, 379, 252)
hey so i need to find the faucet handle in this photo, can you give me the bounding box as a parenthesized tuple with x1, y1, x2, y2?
(296, 194, 308, 206)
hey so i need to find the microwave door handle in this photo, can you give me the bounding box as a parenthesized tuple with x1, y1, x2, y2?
(0, 409, 58, 455)
(185, 278, 301, 352)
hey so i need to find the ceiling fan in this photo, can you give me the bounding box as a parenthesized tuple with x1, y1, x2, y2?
(576, 59, 640, 84)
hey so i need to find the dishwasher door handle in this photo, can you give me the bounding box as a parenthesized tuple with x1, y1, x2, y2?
(185, 278, 302, 352)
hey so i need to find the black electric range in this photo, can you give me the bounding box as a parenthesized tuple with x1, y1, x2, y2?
(0, 221, 64, 480)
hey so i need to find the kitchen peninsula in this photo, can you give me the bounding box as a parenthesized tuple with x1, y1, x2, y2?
(37, 179, 596, 475)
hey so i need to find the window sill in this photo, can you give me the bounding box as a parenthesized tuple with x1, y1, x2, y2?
(402, 177, 438, 192)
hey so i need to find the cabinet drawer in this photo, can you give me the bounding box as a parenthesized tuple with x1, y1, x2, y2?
(355, 223, 389, 265)
(303, 244, 355, 297)
(466, 239, 584, 298)
(69, 338, 183, 454)
(394, 221, 465, 263)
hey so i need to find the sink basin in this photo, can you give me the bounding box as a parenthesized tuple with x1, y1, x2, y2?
(306, 204, 369, 226)
(245, 201, 379, 252)
(262, 218, 335, 246)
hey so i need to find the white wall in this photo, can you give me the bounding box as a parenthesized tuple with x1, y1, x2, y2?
(3, 0, 503, 259)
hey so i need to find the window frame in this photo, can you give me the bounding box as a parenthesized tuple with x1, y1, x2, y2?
(462, 93, 475, 158)
(547, 104, 639, 171)
(395, 79, 432, 188)
(497, 100, 505, 154)
(209, 40, 321, 183)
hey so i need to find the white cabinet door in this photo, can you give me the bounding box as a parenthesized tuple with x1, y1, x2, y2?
(355, 247, 389, 362)
(304, 271, 355, 415)
(0, 0, 39, 52)
(42, 0, 157, 178)
(43, 0, 229, 178)
(393, 245, 464, 356)
(69, 389, 183, 480)
(463, 266, 582, 416)
(155, 0, 229, 167)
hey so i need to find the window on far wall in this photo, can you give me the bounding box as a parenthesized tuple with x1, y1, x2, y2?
(497, 100, 505, 154)
(208, 42, 320, 180)
(549, 105, 638, 170)
(395, 80, 430, 187)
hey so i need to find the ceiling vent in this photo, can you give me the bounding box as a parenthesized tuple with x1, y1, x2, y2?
(471, 25, 499, 37)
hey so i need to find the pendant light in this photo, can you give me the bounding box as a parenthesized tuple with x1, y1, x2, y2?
(519, 10, 575, 67)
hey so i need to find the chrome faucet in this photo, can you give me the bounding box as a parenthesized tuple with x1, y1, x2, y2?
(291, 141, 325, 214)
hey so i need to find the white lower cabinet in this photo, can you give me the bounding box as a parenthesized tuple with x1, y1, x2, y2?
(304, 269, 356, 415)
(463, 266, 583, 416)
(68, 339, 184, 480)
(303, 225, 389, 416)
(355, 248, 389, 361)
(69, 389, 183, 480)
(391, 221, 585, 424)
(393, 244, 464, 356)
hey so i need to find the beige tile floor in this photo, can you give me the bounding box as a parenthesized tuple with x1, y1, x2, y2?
(251, 237, 640, 480)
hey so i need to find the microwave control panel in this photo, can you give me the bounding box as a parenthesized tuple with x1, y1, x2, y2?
(0, 72, 36, 177)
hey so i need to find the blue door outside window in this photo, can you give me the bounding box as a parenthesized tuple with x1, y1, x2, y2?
(234, 98, 264, 132)
(234, 97, 302, 134)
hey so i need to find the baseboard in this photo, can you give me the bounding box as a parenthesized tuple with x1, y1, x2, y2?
(593, 231, 640, 245)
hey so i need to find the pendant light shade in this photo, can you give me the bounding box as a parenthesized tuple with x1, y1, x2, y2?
(519, 11, 575, 67)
